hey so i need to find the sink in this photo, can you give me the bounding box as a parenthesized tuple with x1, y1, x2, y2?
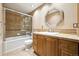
(45, 32, 59, 35)
(37, 32, 59, 35)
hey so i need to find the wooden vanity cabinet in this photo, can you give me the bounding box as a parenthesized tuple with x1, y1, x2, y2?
(33, 34, 38, 53)
(33, 34, 46, 56)
(33, 34, 58, 56)
(46, 37, 58, 56)
(59, 39, 79, 56)
(37, 35, 46, 56)
(33, 34, 79, 56)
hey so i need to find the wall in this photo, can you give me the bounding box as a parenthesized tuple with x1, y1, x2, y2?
(33, 3, 77, 34)
(77, 4, 79, 35)
(0, 3, 3, 56)
(55, 3, 77, 29)
(33, 4, 49, 30)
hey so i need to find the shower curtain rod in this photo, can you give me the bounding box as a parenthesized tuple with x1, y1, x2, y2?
(4, 7, 32, 17)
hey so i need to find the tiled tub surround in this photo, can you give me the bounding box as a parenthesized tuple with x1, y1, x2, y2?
(5, 10, 32, 38)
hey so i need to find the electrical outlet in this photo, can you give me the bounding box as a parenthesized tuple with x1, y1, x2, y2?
(73, 23, 79, 28)
(78, 23, 79, 28)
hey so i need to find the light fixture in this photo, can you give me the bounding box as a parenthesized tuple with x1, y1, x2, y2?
(32, 5, 34, 7)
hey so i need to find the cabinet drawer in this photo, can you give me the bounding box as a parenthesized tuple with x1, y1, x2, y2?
(59, 40, 79, 56)
(61, 50, 75, 56)
(59, 40, 78, 50)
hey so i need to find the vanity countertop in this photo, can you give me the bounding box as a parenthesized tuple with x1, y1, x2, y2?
(33, 32, 79, 41)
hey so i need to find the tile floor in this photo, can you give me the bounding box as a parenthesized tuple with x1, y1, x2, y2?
(3, 48, 37, 56)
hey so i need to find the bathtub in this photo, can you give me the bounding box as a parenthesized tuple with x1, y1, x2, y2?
(3, 35, 32, 53)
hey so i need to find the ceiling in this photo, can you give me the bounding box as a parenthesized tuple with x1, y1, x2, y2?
(3, 3, 43, 13)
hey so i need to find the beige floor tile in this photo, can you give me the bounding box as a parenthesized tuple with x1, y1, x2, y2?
(3, 48, 37, 56)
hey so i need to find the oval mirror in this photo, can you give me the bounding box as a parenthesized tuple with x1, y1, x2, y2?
(45, 8, 64, 29)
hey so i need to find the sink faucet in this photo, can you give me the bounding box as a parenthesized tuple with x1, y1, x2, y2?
(48, 27, 52, 32)
(48, 27, 55, 32)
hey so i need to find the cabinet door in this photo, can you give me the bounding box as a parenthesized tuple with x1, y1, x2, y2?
(33, 34, 38, 53)
(59, 40, 79, 56)
(46, 37, 58, 56)
(37, 35, 46, 56)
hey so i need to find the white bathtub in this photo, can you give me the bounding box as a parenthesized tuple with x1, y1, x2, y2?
(3, 35, 32, 53)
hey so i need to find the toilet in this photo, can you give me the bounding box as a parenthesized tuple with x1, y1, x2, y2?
(24, 39, 32, 50)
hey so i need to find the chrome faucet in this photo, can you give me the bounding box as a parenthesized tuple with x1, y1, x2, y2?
(48, 27, 55, 32)
(48, 27, 52, 32)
